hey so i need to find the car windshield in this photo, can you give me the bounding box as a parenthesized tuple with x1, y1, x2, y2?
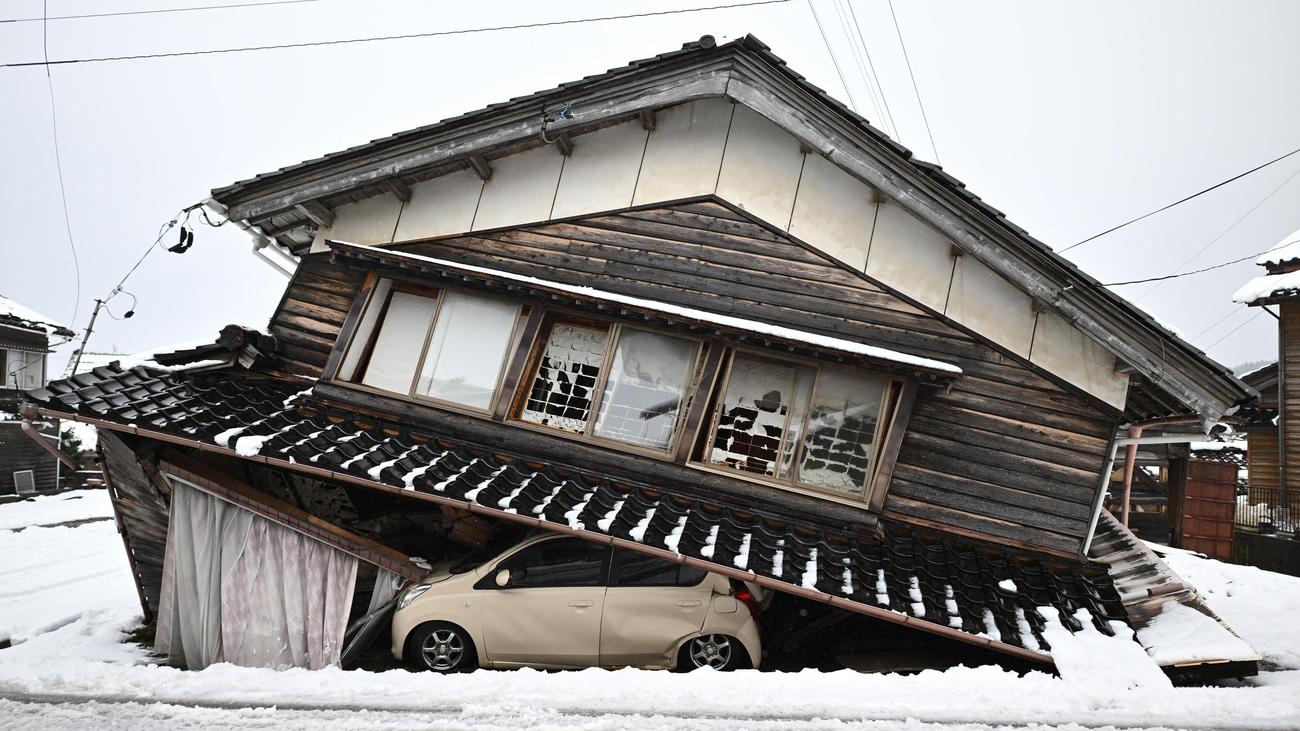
(447, 529, 528, 574)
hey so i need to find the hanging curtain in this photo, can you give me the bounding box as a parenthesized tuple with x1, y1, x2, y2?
(341, 568, 406, 668)
(154, 479, 359, 671)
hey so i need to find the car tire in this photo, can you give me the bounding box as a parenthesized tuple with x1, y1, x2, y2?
(405, 622, 478, 673)
(677, 634, 748, 671)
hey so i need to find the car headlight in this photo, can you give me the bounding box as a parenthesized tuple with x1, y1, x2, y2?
(397, 583, 432, 610)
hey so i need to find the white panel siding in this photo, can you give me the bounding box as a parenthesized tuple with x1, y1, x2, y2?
(787, 154, 878, 270)
(393, 168, 483, 242)
(471, 145, 565, 231)
(313, 193, 404, 249)
(551, 121, 648, 219)
(1031, 309, 1130, 409)
(945, 256, 1037, 358)
(863, 202, 955, 312)
(715, 105, 804, 228)
(632, 99, 734, 205)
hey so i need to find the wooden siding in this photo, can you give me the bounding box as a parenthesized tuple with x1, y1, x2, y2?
(1282, 303, 1300, 490)
(0, 422, 59, 494)
(98, 431, 171, 618)
(275, 201, 1117, 555)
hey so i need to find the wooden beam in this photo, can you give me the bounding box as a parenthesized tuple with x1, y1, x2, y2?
(18, 419, 78, 470)
(468, 154, 493, 181)
(386, 178, 412, 203)
(294, 200, 335, 228)
(553, 132, 574, 157)
(639, 108, 657, 131)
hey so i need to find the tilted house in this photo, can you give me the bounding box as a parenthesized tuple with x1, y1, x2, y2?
(23, 36, 1261, 676)
(1, 294, 75, 494)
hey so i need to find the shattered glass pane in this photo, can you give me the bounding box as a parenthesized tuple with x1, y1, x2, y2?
(593, 329, 695, 450)
(708, 356, 800, 477)
(520, 323, 609, 433)
(415, 290, 521, 410)
(798, 367, 887, 496)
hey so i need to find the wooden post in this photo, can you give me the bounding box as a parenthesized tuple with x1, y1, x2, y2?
(1166, 457, 1188, 548)
(1120, 425, 1143, 527)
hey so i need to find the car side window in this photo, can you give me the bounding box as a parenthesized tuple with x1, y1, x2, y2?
(499, 539, 609, 588)
(612, 549, 707, 587)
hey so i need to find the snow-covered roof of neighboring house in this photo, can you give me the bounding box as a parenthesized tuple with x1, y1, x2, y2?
(1256, 226, 1300, 267)
(0, 294, 75, 339)
(329, 240, 964, 377)
(1233, 268, 1300, 305)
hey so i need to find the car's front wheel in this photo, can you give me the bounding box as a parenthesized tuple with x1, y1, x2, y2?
(678, 634, 746, 671)
(406, 622, 478, 673)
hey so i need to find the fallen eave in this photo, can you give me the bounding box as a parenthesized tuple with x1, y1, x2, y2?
(33, 401, 1057, 667)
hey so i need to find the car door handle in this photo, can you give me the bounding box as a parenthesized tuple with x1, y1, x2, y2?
(569, 600, 594, 608)
(676, 600, 702, 608)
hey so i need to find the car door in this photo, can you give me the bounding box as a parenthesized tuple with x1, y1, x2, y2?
(599, 549, 713, 667)
(480, 537, 610, 668)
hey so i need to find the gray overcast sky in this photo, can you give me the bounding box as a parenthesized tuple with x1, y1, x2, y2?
(3, 0, 1297, 377)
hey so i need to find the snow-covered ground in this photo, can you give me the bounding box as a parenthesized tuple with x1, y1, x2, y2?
(1, 490, 1299, 730)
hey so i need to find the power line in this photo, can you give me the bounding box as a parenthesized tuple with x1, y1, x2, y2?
(1103, 247, 1272, 287)
(1203, 310, 1263, 350)
(829, 0, 884, 130)
(806, 0, 861, 113)
(887, 0, 938, 164)
(845, 0, 898, 139)
(1191, 305, 1249, 341)
(1136, 159, 1300, 301)
(42, 0, 81, 330)
(1, 0, 792, 68)
(1, 0, 321, 24)
(1060, 144, 1300, 253)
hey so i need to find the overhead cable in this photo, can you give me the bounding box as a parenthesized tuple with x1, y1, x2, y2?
(42, 0, 81, 329)
(806, 0, 860, 113)
(0, 0, 792, 68)
(886, 0, 938, 164)
(1061, 145, 1300, 253)
(1, 0, 321, 24)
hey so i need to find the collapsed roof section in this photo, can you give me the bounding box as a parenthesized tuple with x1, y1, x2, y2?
(28, 355, 1141, 667)
(208, 35, 1252, 425)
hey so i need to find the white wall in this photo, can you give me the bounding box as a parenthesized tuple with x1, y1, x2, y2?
(309, 98, 1128, 410)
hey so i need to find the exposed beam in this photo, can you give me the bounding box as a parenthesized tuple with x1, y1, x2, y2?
(467, 154, 493, 181)
(639, 108, 657, 131)
(293, 200, 335, 228)
(553, 132, 574, 157)
(386, 178, 412, 203)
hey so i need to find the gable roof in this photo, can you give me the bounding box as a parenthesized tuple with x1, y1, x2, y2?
(207, 35, 1252, 424)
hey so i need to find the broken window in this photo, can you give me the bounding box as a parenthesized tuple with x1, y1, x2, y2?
(703, 353, 897, 501)
(518, 321, 700, 451)
(336, 279, 523, 411)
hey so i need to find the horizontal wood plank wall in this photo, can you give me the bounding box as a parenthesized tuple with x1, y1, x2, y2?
(270, 255, 368, 377)
(274, 201, 1117, 554)
(1282, 303, 1300, 491)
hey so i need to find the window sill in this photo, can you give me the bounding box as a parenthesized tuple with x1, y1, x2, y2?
(684, 462, 878, 514)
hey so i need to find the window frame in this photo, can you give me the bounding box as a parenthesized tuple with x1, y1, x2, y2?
(507, 311, 707, 458)
(692, 347, 905, 507)
(609, 547, 709, 588)
(328, 275, 529, 418)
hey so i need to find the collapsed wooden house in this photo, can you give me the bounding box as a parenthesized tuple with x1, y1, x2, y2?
(22, 35, 1263, 677)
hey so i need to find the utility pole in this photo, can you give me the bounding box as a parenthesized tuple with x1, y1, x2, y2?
(69, 298, 104, 377)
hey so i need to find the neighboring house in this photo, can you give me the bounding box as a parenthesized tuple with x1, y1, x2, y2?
(1, 295, 74, 495)
(24, 36, 1261, 678)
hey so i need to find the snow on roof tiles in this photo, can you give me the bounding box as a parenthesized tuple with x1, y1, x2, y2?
(0, 294, 73, 337)
(1233, 268, 1300, 305)
(329, 241, 963, 376)
(1256, 226, 1300, 267)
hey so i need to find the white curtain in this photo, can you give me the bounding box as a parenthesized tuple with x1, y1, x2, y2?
(155, 479, 359, 671)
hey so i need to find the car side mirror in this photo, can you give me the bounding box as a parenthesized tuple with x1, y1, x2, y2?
(495, 568, 511, 588)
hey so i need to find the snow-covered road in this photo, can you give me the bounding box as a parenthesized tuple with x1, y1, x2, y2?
(2, 489, 1299, 730)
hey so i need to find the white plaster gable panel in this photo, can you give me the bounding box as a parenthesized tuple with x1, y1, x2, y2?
(945, 256, 1037, 358)
(787, 154, 878, 270)
(392, 168, 483, 242)
(311, 193, 404, 251)
(863, 202, 954, 312)
(1031, 309, 1129, 410)
(551, 120, 649, 219)
(471, 145, 565, 231)
(632, 98, 734, 206)
(715, 105, 805, 228)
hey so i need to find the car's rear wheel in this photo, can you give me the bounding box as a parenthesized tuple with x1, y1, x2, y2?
(406, 622, 477, 673)
(678, 634, 746, 671)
